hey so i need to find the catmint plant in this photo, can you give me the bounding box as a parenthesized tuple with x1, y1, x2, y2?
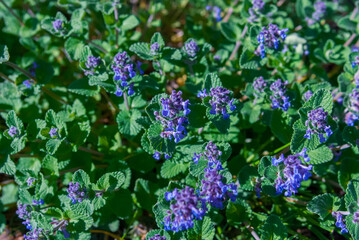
(345, 89, 359, 126)
(306, 1, 326, 25)
(304, 108, 333, 143)
(269, 79, 291, 111)
(154, 90, 190, 143)
(272, 149, 311, 196)
(112, 51, 137, 97)
(163, 186, 206, 232)
(67, 182, 87, 203)
(255, 24, 288, 59)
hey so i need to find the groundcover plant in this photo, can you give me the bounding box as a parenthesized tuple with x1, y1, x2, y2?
(1, 0, 359, 239)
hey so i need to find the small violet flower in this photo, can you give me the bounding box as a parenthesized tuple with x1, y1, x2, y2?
(112, 51, 137, 97)
(306, 1, 326, 26)
(255, 23, 288, 59)
(272, 148, 312, 197)
(148, 234, 166, 240)
(183, 40, 199, 58)
(49, 128, 58, 138)
(52, 19, 63, 32)
(8, 126, 19, 138)
(269, 79, 291, 111)
(67, 182, 87, 204)
(198, 86, 236, 119)
(163, 186, 206, 232)
(193, 141, 223, 169)
(332, 211, 349, 234)
(304, 108, 333, 143)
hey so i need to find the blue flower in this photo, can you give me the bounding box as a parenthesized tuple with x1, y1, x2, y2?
(332, 212, 349, 234)
(8, 126, 19, 138)
(199, 87, 236, 119)
(112, 51, 137, 97)
(305, 108, 332, 143)
(67, 182, 87, 204)
(269, 79, 291, 111)
(52, 19, 63, 32)
(254, 24, 288, 58)
(49, 128, 58, 138)
(183, 40, 199, 58)
(148, 234, 167, 240)
(272, 149, 312, 196)
(163, 186, 206, 232)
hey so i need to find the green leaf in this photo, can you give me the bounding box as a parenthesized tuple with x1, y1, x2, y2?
(338, 16, 357, 31)
(238, 165, 259, 191)
(189, 216, 215, 240)
(189, 158, 207, 177)
(121, 15, 140, 31)
(187, 104, 207, 128)
(220, 22, 242, 42)
(307, 146, 333, 165)
(261, 215, 287, 240)
(17, 157, 41, 175)
(6, 110, 24, 133)
(307, 193, 339, 219)
(226, 199, 251, 225)
(73, 169, 91, 187)
(116, 109, 143, 136)
(160, 160, 188, 178)
(203, 73, 223, 90)
(65, 38, 85, 60)
(0, 45, 10, 63)
(129, 42, 153, 60)
(150, 32, 165, 46)
(68, 78, 100, 96)
(343, 126, 359, 150)
(291, 119, 320, 153)
(206, 108, 230, 134)
(42, 155, 59, 176)
(240, 48, 261, 69)
(345, 180, 359, 239)
(302, 89, 333, 114)
(147, 122, 176, 154)
(46, 139, 63, 155)
(0, 155, 16, 175)
(95, 171, 125, 191)
(134, 179, 158, 211)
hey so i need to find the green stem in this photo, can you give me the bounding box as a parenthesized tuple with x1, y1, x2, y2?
(270, 142, 291, 155)
(0, 0, 24, 26)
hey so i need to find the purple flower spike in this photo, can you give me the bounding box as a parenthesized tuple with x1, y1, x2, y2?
(155, 91, 190, 144)
(49, 128, 58, 138)
(269, 79, 291, 111)
(306, 1, 326, 26)
(332, 212, 349, 234)
(184, 40, 199, 58)
(305, 108, 332, 143)
(66, 182, 87, 204)
(200, 166, 238, 208)
(163, 186, 206, 232)
(153, 151, 161, 160)
(254, 24, 288, 58)
(112, 51, 137, 97)
(272, 152, 312, 196)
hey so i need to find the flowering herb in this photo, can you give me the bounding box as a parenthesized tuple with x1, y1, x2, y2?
(148, 234, 166, 240)
(248, 0, 265, 23)
(193, 141, 223, 169)
(272, 149, 311, 196)
(206, 6, 222, 22)
(255, 24, 288, 59)
(183, 40, 200, 58)
(163, 186, 206, 232)
(8, 126, 18, 138)
(345, 89, 359, 126)
(67, 182, 87, 204)
(154, 90, 190, 143)
(269, 79, 291, 111)
(304, 108, 333, 143)
(306, 1, 326, 26)
(112, 51, 137, 97)
(332, 212, 349, 234)
(52, 19, 63, 32)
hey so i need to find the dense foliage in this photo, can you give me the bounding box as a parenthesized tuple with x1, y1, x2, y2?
(1, 0, 359, 239)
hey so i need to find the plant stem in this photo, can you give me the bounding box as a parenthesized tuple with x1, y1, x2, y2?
(101, 88, 119, 113)
(0, 0, 24, 26)
(91, 230, 121, 240)
(271, 142, 291, 155)
(123, 92, 130, 111)
(244, 222, 260, 240)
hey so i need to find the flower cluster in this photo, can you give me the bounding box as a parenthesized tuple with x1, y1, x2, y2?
(197, 87, 236, 119)
(112, 51, 136, 97)
(306, 1, 326, 25)
(272, 149, 312, 196)
(269, 79, 291, 111)
(253, 76, 267, 99)
(354, 209, 359, 224)
(148, 234, 166, 240)
(255, 24, 288, 59)
(183, 40, 199, 58)
(193, 141, 223, 169)
(200, 166, 238, 208)
(16, 203, 33, 230)
(153, 151, 171, 160)
(206, 6, 222, 22)
(163, 186, 206, 232)
(304, 108, 333, 143)
(67, 182, 87, 204)
(352, 56, 359, 68)
(49, 128, 58, 138)
(345, 89, 359, 126)
(23, 62, 38, 88)
(24, 228, 42, 240)
(150, 42, 161, 56)
(248, 0, 265, 23)
(154, 90, 190, 143)
(52, 19, 63, 32)
(332, 212, 349, 234)
(8, 126, 18, 138)
(83, 56, 101, 76)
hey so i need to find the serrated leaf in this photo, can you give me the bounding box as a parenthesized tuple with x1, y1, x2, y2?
(238, 165, 259, 191)
(203, 73, 223, 90)
(65, 38, 85, 60)
(226, 199, 251, 225)
(73, 169, 91, 187)
(303, 89, 333, 114)
(116, 109, 142, 136)
(0, 155, 16, 175)
(147, 122, 176, 154)
(240, 48, 261, 69)
(160, 160, 188, 178)
(130, 42, 153, 60)
(68, 78, 100, 96)
(307, 193, 338, 219)
(206, 108, 230, 134)
(345, 180, 359, 239)
(261, 215, 287, 240)
(150, 32, 165, 46)
(121, 15, 140, 31)
(307, 146, 333, 165)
